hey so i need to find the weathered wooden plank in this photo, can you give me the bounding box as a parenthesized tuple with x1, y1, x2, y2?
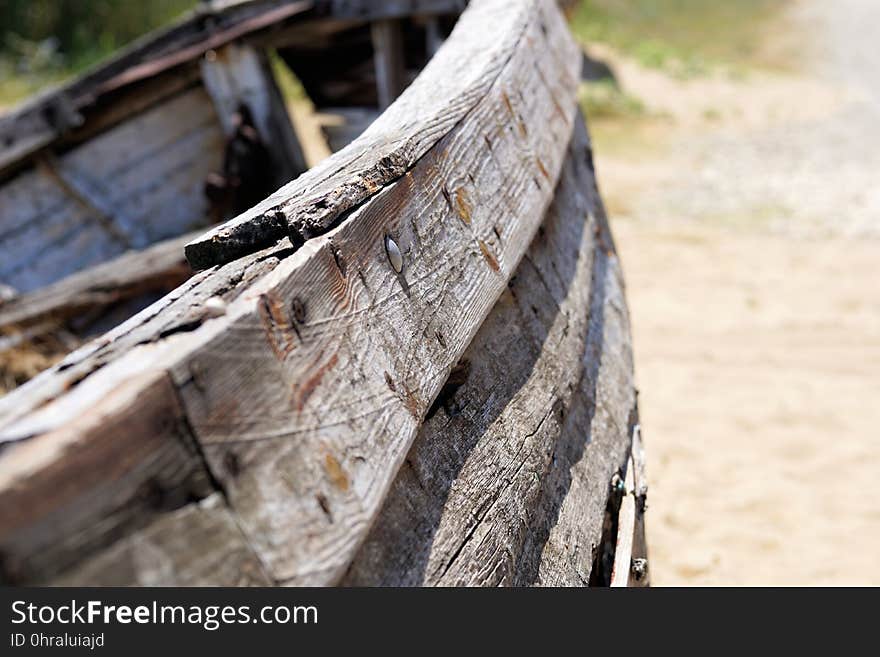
(629, 422, 650, 587)
(371, 19, 406, 110)
(529, 241, 637, 586)
(185, 0, 580, 269)
(50, 494, 271, 586)
(0, 239, 288, 438)
(0, 87, 224, 292)
(610, 456, 636, 587)
(0, 1, 315, 174)
(0, 366, 215, 583)
(0, 232, 195, 332)
(200, 42, 306, 184)
(0, 0, 579, 586)
(0, 1, 466, 174)
(0, 0, 600, 587)
(343, 115, 636, 586)
(164, 0, 580, 585)
(35, 154, 134, 249)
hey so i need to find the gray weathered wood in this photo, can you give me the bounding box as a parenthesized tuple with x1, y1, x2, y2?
(185, 0, 580, 269)
(200, 42, 306, 182)
(0, 0, 466, 175)
(0, 232, 196, 332)
(343, 115, 636, 586)
(629, 422, 650, 586)
(0, 367, 215, 583)
(0, 87, 224, 292)
(0, 0, 580, 586)
(50, 494, 270, 586)
(371, 19, 406, 110)
(168, 0, 579, 585)
(0, 239, 287, 438)
(610, 456, 636, 587)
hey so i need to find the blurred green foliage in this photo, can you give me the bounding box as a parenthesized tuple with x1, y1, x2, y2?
(578, 79, 645, 120)
(0, 0, 196, 104)
(570, 0, 784, 77)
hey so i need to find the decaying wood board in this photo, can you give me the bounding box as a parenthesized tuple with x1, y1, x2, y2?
(343, 115, 636, 586)
(0, 368, 214, 583)
(0, 1, 313, 174)
(51, 494, 270, 586)
(0, 239, 288, 438)
(629, 423, 650, 587)
(0, 232, 195, 333)
(200, 42, 306, 182)
(610, 457, 636, 587)
(169, 0, 579, 584)
(0, 87, 224, 292)
(0, 0, 643, 587)
(0, 0, 465, 176)
(185, 0, 580, 269)
(0, 0, 580, 586)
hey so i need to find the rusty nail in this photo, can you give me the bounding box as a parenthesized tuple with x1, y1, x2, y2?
(631, 558, 648, 581)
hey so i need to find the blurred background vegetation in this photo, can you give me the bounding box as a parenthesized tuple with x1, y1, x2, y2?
(0, 0, 782, 109)
(0, 0, 197, 105)
(572, 0, 783, 77)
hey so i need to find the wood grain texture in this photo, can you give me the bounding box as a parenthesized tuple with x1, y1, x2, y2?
(0, 238, 288, 439)
(200, 42, 306, 183)
(167, 0, 579, 584)
(0, 0, 638, 587)
(0, 232, 195, 332)
(185, 0, 578, 269)
(0, 368, 214, 583)
(50, 494, 271, 586)
(0, 87, 223, 292)
(343, 115, 637, 586)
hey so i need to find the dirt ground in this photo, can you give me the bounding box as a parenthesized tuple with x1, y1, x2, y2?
(593, 0, 880, 584)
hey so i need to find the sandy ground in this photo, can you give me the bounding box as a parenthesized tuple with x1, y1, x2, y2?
(593, 0, 880, 584)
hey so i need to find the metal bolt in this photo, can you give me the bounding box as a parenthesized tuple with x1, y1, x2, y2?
(202, 296, 227, 318)
(631, 558, 648, 581)
(385, 235, 403, 273)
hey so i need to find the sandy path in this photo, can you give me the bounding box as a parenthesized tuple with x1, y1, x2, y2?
(593, 0, 880, 584)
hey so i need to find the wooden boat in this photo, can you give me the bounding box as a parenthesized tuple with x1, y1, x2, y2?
(0, 0, 647, 587)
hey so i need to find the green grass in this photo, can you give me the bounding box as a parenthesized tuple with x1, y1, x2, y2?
(578, 79, 645, 120)
(570, 0, 785, 77)
(0, 0, 197, 108)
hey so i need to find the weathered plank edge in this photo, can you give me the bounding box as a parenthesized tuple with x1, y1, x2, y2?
(343, 113, 636, 586)
(0, 232, 197, 331)
(0, 0, 467, 176)
(183, 0, 544, 269)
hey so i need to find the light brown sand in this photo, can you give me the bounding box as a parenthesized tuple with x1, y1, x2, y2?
(614, 222, 880, 585)
(592, 0, 880, 585)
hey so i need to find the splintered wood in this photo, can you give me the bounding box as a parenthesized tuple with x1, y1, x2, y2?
(0, 0, 641, 587)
